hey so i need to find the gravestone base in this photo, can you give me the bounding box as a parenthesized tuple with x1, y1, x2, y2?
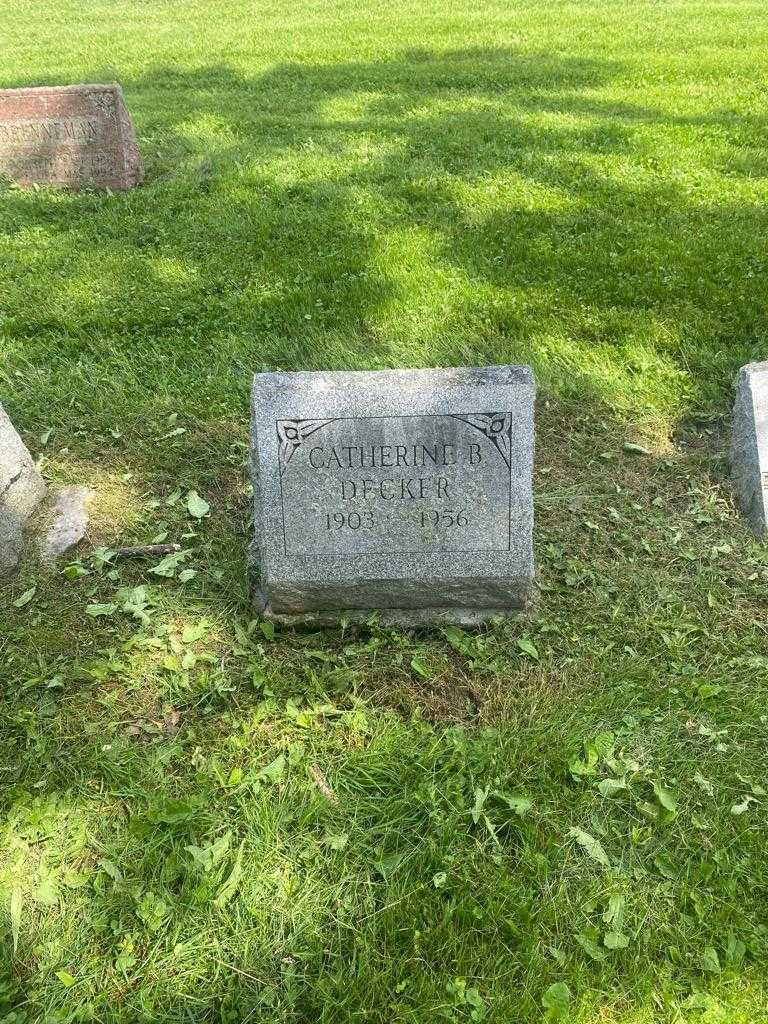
(255, 601, 534, 629)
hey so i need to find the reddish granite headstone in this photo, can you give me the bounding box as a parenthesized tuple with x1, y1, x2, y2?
(0, 83, 143, 191)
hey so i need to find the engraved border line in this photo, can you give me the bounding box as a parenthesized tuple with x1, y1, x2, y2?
(275, 413, 519, 559)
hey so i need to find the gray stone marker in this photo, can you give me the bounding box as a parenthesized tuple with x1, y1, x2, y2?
(0, 83, 143, 191)
(41, 485, 94, 562)
(731, 361, 768, 536)
(250, 366, 536, 625)
(0, 403, 46, 577)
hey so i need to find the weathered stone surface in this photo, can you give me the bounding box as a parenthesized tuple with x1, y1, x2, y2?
(250, 366, 536, 625)
(0, 403, 46, 577)
(731, 361, 768, 536)
(41, 485, 93, 561)
(0, 84, 143, 191)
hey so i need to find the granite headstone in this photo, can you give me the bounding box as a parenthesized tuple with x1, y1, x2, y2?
(731, 361, 768, 536)
(0, 84, 143, 191)
(250, 366, 536, 625)
(0, 403, 46, 577)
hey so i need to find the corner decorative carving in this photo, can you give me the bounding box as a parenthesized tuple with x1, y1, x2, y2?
(91, 91, 117, 120)
(277, 419, 335, 474)
(452, 413, 512, 467)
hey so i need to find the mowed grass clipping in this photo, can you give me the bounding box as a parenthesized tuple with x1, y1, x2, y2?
(1, 0, 768, 1021)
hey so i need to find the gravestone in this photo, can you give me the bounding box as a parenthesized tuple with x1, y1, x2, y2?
(0, 403, 46, 577)
(731, 361, 768, 536)
(250, 365, 536, 625)
(0, 84, 143, 191)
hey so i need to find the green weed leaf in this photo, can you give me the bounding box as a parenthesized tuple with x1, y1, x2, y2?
(258, 754, 286, 783)
(13, 587, 36, 608)
(471, 787, 489, 824)
(118, 585, 153, 623)
(504, 794, 533, 816)
(542, 981, 571, 1019)
(731, 795, 757, 815)
(569, 826, 610, 868)
(693, 772, 714, 797)
(700, 947, 720, 973)
(736, 774, 766, 796)
(516, 637, 539, 660)
(598, 777, 626, 797)
(570, 732, 614, 780)
(215, 840, 245, 907)
(186, 832, 231, 872)
(575, 931, 606, 961)
(86, 602, 118, 618)
(149, 550, 190, 577)
(410, 657, 431, 678)
(186, 490, 210, 519)
(10, 887, 22, 955)
(136, 891, 171, 932)
(325, 832, 349, 851)
(34, 875, 59, 907)
(603, 894, 625, 927)
(181, 621, 209, 644)
(98, 859, 123, 883)
(442, 625, 472, 653)
(652, 780, 677, 814)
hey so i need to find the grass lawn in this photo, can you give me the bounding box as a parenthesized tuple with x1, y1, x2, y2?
(2, 0, 768, 1020)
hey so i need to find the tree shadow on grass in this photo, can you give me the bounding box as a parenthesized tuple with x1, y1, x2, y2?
(1, 45, 766, 453)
